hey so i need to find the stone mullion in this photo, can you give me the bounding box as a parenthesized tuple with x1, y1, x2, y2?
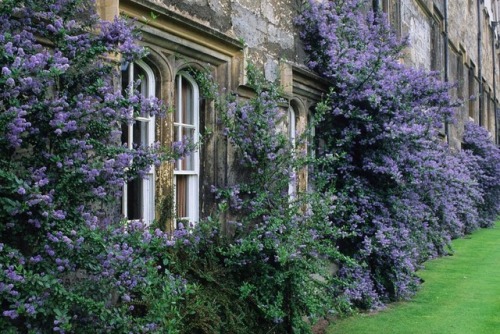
(156, 81, 175, 233)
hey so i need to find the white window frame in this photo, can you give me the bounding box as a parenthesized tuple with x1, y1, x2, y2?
(173, 72, 200, 225)
(122, 60, 156, 225)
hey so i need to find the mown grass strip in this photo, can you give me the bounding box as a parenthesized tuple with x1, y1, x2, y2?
(328, 222, 500, 334)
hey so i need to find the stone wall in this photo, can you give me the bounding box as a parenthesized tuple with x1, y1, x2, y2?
(109, 0, 499, 225)
(148, 0, 306, 82)
(401, 0, 432, 70)
(400, 0, 499, 147)
(150, 0, 498, 143)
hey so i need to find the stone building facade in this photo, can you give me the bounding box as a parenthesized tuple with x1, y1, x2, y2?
(96, 0, 499, 229)
(384, 0, 500, 149)
(97, 0, 326, 230)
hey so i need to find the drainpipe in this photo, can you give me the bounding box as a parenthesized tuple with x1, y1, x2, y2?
(478, 0, 484, 127)
(373, 0, 381, 13)
(444, 0, 450, 144)
(493, 24, 498, 145)
(497, 0, 500, 146)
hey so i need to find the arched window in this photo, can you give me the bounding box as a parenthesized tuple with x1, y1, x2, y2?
(121, 61, 156, 224)
(174, 73, 199, 225)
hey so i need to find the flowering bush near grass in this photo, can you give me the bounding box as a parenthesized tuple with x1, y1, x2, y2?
(0, 0, 344, 332)
(463, 122, 500, 226)
(2, 0, 499, 332)
(0, 0, 194, 332)
(297, 0, 492, 309)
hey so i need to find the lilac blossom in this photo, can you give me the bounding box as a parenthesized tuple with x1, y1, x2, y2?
(0, 0, 190, 332)
(297, 0, 494, 309)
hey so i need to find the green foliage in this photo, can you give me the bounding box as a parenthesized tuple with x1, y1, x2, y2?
(201, 64, 350, 332)
(163, 221, 263, 333)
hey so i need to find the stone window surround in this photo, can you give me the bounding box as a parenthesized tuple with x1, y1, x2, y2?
(117, 0, 330, 229)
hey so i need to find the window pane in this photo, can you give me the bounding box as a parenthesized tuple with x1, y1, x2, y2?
(134, 65, 148, 96)
(144, 174, 154, 222)
(174, 126, 195, 171)
(121, 123, 129, 147)
(120, 61, 156, 224)
(133, 120, 148, 147)
(182, 78, 193, 125)
(181, 154, 194, 171)
(174, 126, 181, 171)
(176, 175, 188, 219)
(181, 127, 195, 171)
(289, 108, 296, 146)
(174, 72, 199, 224)
(127, 178, 142, 220)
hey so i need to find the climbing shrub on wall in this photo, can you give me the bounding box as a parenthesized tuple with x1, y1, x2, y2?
(463, 122, 500, 226)
(165, 65, 352, 333)
(0, 0, 194, 332)
(297, 0, 490, 309)
(2, 0, 499, 332)
(0, 0, 344, 331)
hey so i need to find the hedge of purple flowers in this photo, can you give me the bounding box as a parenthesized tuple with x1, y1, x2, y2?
(297, 0, 500, 309)
(0, 1, 193, 332)
(463, 121, 500, 227)
(2, 0, 500, 332)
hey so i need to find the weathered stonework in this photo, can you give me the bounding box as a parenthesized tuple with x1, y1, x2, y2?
(402, 0, 432, 70)
(143, 0, 304, 82)
(97, 0, 499, 226)
(399, 0, 500, 149)
(128, 0, 499, 149)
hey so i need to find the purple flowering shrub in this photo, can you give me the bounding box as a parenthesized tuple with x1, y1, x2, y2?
(1, 0, 497, 331)
(298, 0, 488, 309)
(463, 122, 500, 226)
(0, 222, 190, 332)
(0, 0, 193, 332)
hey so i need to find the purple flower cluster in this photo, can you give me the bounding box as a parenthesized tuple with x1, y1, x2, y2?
(463, 122, 500, 226)
(222, 88, 287, 169)
(0, 0, 193, 332)
(297, 0, 498, 310)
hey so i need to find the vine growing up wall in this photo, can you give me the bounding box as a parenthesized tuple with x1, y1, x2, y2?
(180, 65, 350, 333)
(0, 0, 194, 331)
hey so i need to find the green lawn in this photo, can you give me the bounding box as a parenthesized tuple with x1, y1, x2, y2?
(327, 222, 500, 334)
